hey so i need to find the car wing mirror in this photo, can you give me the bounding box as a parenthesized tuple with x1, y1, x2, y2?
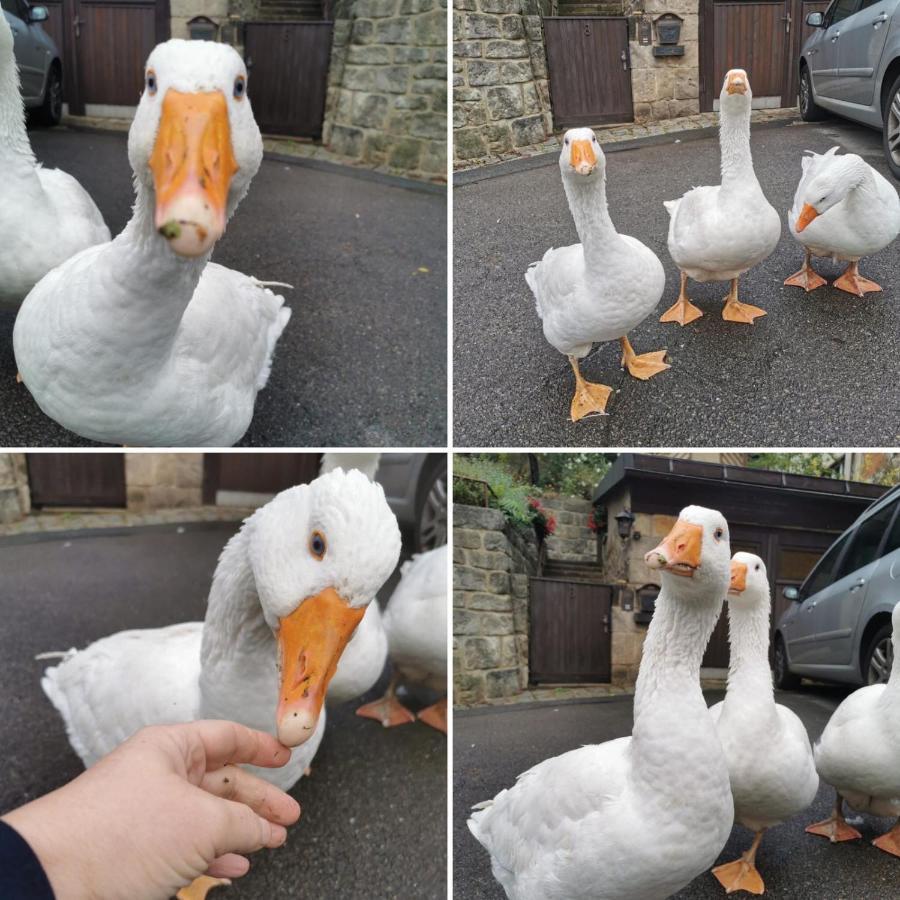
(29, 6, 49, 22)
(783, 585, 801, 602)
(806, 11, 824, 27)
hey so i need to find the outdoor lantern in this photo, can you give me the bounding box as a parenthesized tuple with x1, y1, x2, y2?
(615, 508, 635, 540)
(187, 15, 218, 41)
(653, 13, 684, 57)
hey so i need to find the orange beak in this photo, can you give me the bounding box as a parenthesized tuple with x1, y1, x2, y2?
(729, 560, 748, 595)
(795, 202, 819, 233)
(645, 519, 703, 577)
(570, 139, 597, 175)
(725, 71, 748, 95)
(149, 89, 238, 257)
(275, 587, 365, 746)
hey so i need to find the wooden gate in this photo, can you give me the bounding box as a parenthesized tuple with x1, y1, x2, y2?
(530, 577, 613, 683)
(543, 17, 633, 127)
(202, 453, 322, 503)
(699, 0, 830, 111)
(41, 0, 168, 114)
(244, 22, 332, 137)
(27, 454, 126, 507)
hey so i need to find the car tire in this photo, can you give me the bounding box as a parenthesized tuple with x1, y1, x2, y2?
(413, 458, 447, 552)
(799, 65, 827, 123)
(863, 622, 894, 685)
(882, 72, 900, 181)
(773, 635, 801, 690)
(37, 64, 62, 127)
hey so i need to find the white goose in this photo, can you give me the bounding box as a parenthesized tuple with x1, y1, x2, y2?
(13, 39, 289, 446)
(663, 69, 780, 326)
(708, 553, 818, 894)
(806, 601, 900, 856)
(357, 543, 448, 732)
(784, 146, 900, 296)
(468, 508, 734, 900)
(525, 127, 669, 422)
(0, 13, 108, 307)
(41, 469, 401, 795)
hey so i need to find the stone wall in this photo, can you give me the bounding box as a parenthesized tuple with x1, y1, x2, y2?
(453, 0, 553, 163)
(0, 454, 29, 524)
(323, 0, 448, 180)
(628, 1, 700, 123)
(453, 504, 539, 705)
(124, 454, 204, 511)
(540, 494, 596, 562)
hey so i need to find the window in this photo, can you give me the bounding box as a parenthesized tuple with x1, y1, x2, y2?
(802, 532, 851, 598)
(829, 0, 861, 25)
(834, 501, 897, 581)
(1, 0, 20, 16)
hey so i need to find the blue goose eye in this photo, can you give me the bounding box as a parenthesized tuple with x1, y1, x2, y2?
(146, 70, 157, 96)
(309, 530, 327, 560)
(233, 76, 246, 100)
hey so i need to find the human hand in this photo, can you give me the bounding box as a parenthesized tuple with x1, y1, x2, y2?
(2, 720, 301, 900)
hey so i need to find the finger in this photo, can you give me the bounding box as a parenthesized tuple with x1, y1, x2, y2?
(201, 765, 301, 826)
(179, 720, 292, 774)
(210, 795, 289, 857)
(207, 854, 249, 879)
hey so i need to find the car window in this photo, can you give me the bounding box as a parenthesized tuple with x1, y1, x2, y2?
(1, 0, 21, 16)
(858, 0, 884, 9)
(877, 500, 900, 557)
(833, 500, 897, 581)
(802, 532, 851, 598)
(828, 0, 861, 25)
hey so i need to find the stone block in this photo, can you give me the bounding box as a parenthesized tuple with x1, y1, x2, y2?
(455, 565, 487, 591)
(500, 636, 519, 667)
(484, 39, 529, 59)
(355, 0, 398, 15)
(485, 84, 523, 119)
(415, 62, 448, 80)
(453, 544, 466, 564)
(396, 94, 430, 111)
(414, 8, 450, 44)
(454, 671, 485, 704)
(455, 40, 482, 59)
(409, 112, 447, 140)
(632, 68, 656, 104)
(400, 0, 435, 10)
(480, 0, 519, 11)
(487, 570, 511, 594)
(464, 636, 502, 668)
(468, 59, 532, 86)
(528, 44, 546, 79)
(454, 126, 489, 159)
(454, 589, 466, 608)
(419, 139, 447, 174)
(485, 668, 521, 698)
(669, 99, 699, 118)
(374, 16, 413, 44)
(484, 121, 513, 152)
(374, 65, 411, 93)
(351, 18, 375, 43)
(453, 504, 506, 530)
(500, 14, 525, 39)
(467, 591, 513, 612)
(524, 14, 543, 42)
(454, 0, 475, 8)
(347, 44, 391, 67)
(352, 92, 390, 128)
(329, 123, 365, 158)
(522, 81, 540, 113)
(455, 528, 483, 549)
(455, 86, 483, 102)
(674, 71, 699, 101)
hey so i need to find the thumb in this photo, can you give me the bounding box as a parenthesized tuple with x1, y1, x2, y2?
(209, 794, 288, 857)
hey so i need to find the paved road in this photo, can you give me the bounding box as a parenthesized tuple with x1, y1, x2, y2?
(0, 127, 447, 447)
(455, 690, 899, 900)
(454, 117, 900, 446)
(0, 523, 446, 899)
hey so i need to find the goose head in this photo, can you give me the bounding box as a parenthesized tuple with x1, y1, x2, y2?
(559, 127, 603, 179)
(727, 551, 768, 608)
(245, 467, 401, 746)
(720, 68, 752, 114)
(128, 39, 263, 258)
(644, 505, 731, 600)
(793, 151, 865, 232)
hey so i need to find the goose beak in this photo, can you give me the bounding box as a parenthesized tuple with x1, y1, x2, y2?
(728, 560, 748, 595)
(570, 139, 596, 176)
(149, 89, 238, 258)
(725, 71, 748, 95)
(645, 519, 703, 577)
(275, 587, 365, 747)
(795, 202, 819, 233)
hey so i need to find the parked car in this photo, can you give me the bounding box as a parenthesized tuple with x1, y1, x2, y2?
(376, 453, 446, 552)
(3, 0, 61, 125)
(799, 0, 900, 179)
(774, 484, 900, 689)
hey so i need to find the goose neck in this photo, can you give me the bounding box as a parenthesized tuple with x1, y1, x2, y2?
(0, 47, 35, 164)
(723, 601, 774, 706)
(719, 110, 755, 189)
(561, 170, 624, 268)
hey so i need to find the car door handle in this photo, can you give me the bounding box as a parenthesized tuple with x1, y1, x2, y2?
(807, 602, 817, 610)
(831, 30, 840, 41)
(875, 13, 889, 23)
(849, 578, 866, 592)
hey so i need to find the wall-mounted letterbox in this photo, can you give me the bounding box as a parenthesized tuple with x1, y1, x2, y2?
(653, 13, 684, 57)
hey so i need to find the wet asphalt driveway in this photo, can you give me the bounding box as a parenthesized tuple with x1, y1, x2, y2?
(454, 689, 898, 900)
(0, 522, 446, 899)
(454, 116, 900, 447)
(1, 127, 446, 448)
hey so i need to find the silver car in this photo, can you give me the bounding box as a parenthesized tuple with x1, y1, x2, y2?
(775, 484, 900, 689)
(3, 0, 61, 125)
(799, 0, 900, 179)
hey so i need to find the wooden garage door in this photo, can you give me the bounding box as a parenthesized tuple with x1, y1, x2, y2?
(543, 17, 633, 127)
(27, 453, 126, 507)
(530, 577, 612, 683)
(203, 453, 322, 502)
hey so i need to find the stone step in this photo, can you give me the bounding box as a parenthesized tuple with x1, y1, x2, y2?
(255, 0, 325, 17)
(554, 2, 625, 15)
(541, 560, 605, 582)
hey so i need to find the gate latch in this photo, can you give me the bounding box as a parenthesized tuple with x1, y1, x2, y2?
(621, 49, 628, 71)
(584, 22, 591, 37)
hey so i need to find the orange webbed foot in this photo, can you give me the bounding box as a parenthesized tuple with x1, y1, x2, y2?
(784, 265, 827, 292)
(723, 299, 766, 324)
(833, 268, 882, 297)
(176, 876, 231, 900)
(417, 698, 447, 733)
(660, 297, 703, 326)
(356, 693, 416, 728)
(805, 816, 862, 843)
(712, 857, 765, 895)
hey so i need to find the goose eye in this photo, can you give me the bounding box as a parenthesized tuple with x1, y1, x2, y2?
(146, 70, 157, 96)
(309, 530, 327, 560)
(564, 138, 569, 146)
(233, 76, 246, 99)
(755, 564, 760, 571)
(714, 527, 724, 541)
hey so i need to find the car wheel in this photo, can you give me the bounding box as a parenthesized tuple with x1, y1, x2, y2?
(799, 66, 827, 123)
(414, 460, 446, 552)
(773, 635, 801, 690)
(37, 65, 62, 127)
(864, 623, 894, 685)
(882, 72, 900, 181)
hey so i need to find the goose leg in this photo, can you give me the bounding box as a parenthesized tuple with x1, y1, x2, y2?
(417, 697, 447, 733)
(711, 828, 766, 895)
(833, 260, 882, 297)
(619, 336, 670, 380)
(805, 792, 862, 842)
(722, 278, 766, 324)
(872, 817, 900, 857)
(660, 272, 703, 325)
(356, 673, 416, 728)
(176, 876, 231, 900)
(784, 249, 827, 292)
(567, 355, 612, 421)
